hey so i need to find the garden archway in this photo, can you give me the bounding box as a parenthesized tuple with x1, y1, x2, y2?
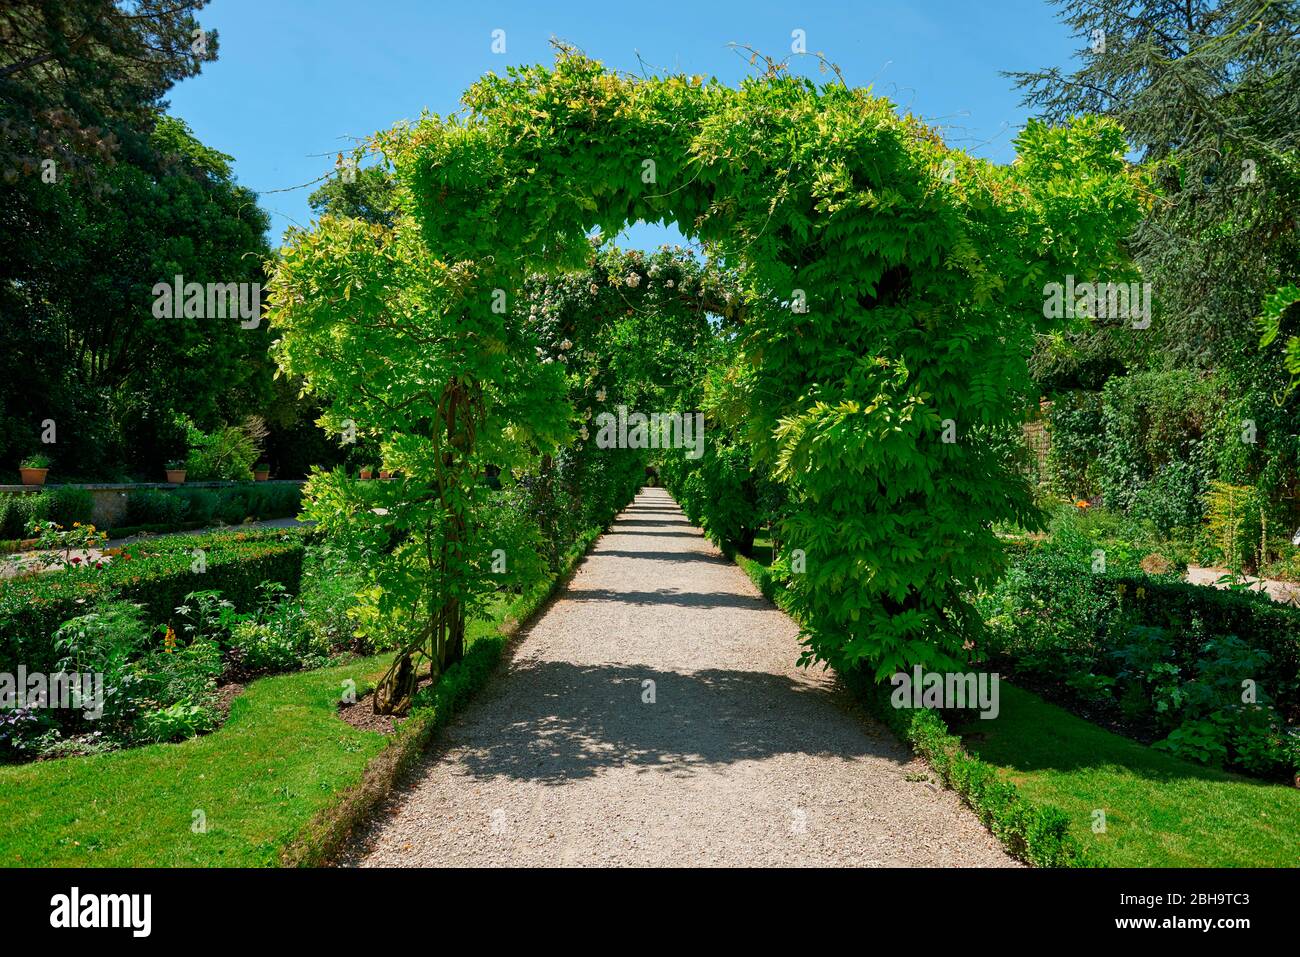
(270, 49, 1142, 713)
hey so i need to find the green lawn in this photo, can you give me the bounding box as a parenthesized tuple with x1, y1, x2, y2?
(0, 654, 393, 867)
(954, 684, 1300, 867)
(0, 569, 557, 867)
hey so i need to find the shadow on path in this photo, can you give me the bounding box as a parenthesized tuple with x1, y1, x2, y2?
(456, 660, 894, 785)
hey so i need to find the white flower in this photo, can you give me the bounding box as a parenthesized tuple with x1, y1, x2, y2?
(596, 387, 607, 402)
(589, 283, 599, 294)
(560, 339, 573, 351)
(579, 426, 589, 440)
(665, 278, 675, 288)
(625, 273, 641, 288)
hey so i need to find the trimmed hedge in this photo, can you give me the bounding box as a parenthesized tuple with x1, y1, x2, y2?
(0, 530, 306, 674)
(123, 483, 301, 530)
(990, 544, 1300, 719)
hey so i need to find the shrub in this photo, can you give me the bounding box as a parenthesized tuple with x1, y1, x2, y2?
(45, 602, 151, 739)
(0, 530, 306, 675)
(1201, 480, 1266, 573)
(179, 488, 219, 524)
(136, 700, 219, 743)
(1095, 370, 1219, 515)
(1044, 391, 1103, 499)
(126, 489, 191, 526)
(47, 487, 94, 528)
(981, 549, 1300, 777)
(0, 492, 50, 538)
(180, 414, 265, 481)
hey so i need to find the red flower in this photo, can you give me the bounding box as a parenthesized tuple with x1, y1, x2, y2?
(71, 556, 82, 565)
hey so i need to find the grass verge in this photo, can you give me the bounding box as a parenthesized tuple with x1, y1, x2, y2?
(0, 655, 390, 866)
(735, 547, 1300, 867)
(952, 684, 1300, 867)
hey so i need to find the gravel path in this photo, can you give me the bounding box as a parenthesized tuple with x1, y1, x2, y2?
(347, 488, 1015, 867)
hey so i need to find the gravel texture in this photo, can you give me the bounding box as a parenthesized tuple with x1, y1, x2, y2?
(346, 488, 1016, 867)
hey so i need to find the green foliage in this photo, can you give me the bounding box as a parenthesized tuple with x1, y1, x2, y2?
(661, 437, 761, 555)
(271, 50, 1142, 688)
(1043, 391, 1103, 499)
(308, 163, 398, 227)
(136, 700, 219, 744)
(0, 489, 95, 538)
(1201, 480, 1267, 573)
(179, 414, 266, 482)
(0, 530, 306, 676)
(981, 546, 1300, 777)
(1094, 370, 1219, 517)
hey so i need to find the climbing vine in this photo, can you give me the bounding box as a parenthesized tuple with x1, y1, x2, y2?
(269, 48, 1143, 707)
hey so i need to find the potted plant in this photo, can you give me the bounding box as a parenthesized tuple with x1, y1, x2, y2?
(164, 460, 187, 484)
(379, 468, 392, 479)
(254, 462, 270, 481)
(19, 453, 50, 486)
(360, 466, 373, 480)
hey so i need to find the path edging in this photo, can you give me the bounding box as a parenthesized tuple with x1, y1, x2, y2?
(280, 522, 608, 868)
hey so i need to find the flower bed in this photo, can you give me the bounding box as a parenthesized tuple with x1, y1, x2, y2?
(0, 529, 306, 676)
(979, 546, 1300, 778)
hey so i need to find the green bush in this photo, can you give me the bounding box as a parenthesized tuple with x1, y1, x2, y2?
(179, 488, 219, 524)
(1095, 370, 1219, 517)
(1044, 391, 1103, 499)
(0, 530, 306, 676)
(118, 484, 301, 534)
(136, 700, 219, 744)
(126, 489, 191, 526)
(47, 487, 94, 528)
(179, 414, 265, 481)
(981, 548, 1300, 776)
(0, 492, 50, 538)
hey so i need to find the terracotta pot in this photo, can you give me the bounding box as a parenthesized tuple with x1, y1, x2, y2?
(165, 469, 186, 484)
(19, 467, 48, 486)
(360, 468, 373, 480)
(379, 470, 392, 479)
(254, 469, 270, 481)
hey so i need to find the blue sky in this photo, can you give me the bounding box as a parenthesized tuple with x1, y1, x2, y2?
(167, 0, 1083, 248)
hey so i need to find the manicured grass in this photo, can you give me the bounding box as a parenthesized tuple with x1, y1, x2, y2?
(0, 533, 594, 867)
(953, 683, 1300, 867)
(0, 655, 392, 867)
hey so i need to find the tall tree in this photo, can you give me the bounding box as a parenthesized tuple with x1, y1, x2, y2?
(1010, 0, 1300, 369)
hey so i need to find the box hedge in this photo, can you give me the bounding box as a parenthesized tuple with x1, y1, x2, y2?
(0, 530, 306, 674)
